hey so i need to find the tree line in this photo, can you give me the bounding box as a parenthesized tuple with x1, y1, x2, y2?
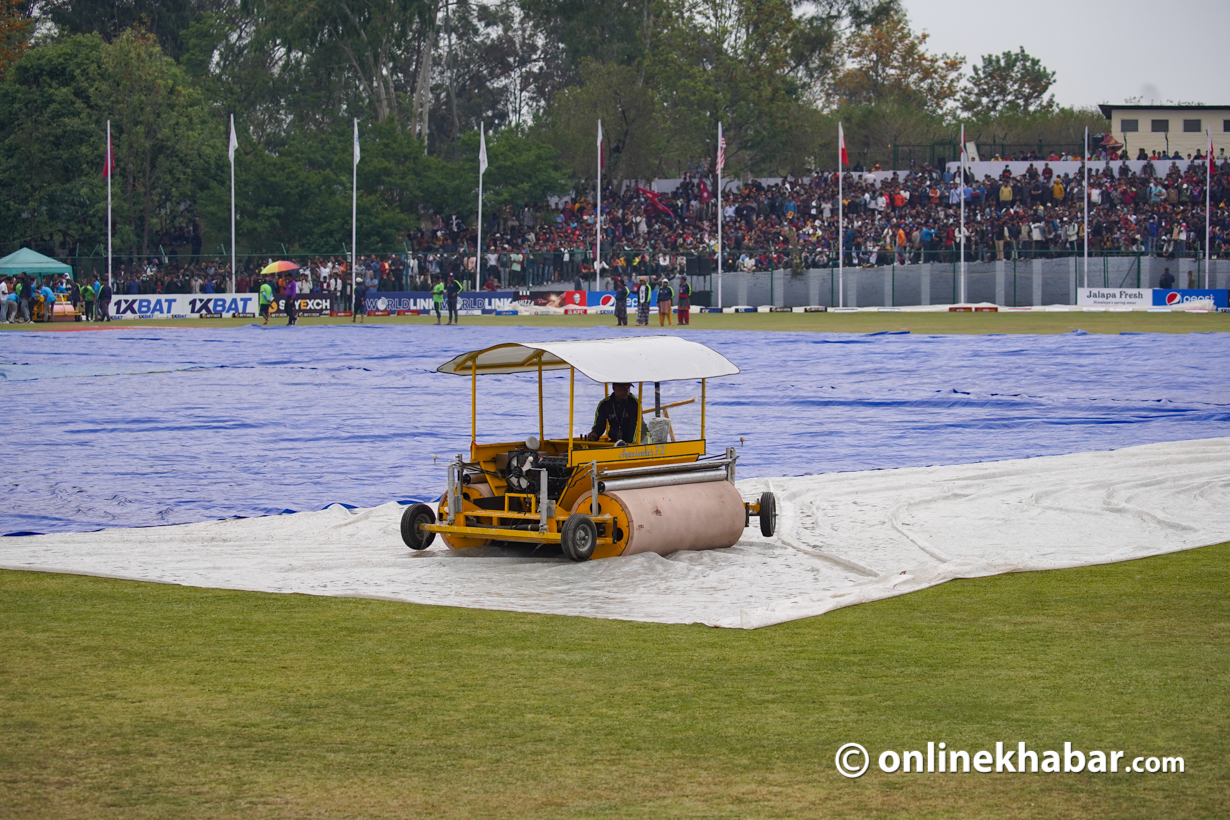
(0, 0, 1105, 259)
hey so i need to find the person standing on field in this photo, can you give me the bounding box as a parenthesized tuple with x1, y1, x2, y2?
(82, 279, 96, 321)
(657, 275, 673, 327)
(432, 275, 444, 324)
(676, 274, 691, 325)
(284, 273, 298, 325)
(636, 277, 650, 326)
(613, 276, 629, 326)
(445, 273, 461, 325)
(259, 280, 273, 324)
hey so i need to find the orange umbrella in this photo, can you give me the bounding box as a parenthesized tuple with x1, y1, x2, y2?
(260, 260, 300, 274)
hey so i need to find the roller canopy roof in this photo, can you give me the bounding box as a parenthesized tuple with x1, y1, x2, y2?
(437, 336, 740, 383)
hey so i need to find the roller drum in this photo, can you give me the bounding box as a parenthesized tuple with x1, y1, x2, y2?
(573, 480, 746, 557)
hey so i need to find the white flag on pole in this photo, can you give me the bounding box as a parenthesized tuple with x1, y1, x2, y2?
(229, 115, 238, 163)
(479, 124, 488, 175)
(353, 119, 360, 166)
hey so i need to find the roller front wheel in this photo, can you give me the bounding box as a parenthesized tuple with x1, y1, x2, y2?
(758, 491, 777, 538)
(401, 503, 437, 550)
(560, 513, 597, 561)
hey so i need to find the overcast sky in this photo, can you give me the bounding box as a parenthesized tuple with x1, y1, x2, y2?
(901, 0, 1228, 109)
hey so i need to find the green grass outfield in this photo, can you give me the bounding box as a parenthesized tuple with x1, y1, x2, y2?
(5, 309, 1230, 334)
(1, 544, 1226, 819)
(4, 310, 1226, 816)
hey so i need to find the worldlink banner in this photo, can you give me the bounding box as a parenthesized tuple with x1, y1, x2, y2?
(365, 291, 517, 314)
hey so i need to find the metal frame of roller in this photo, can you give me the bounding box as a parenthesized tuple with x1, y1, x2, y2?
(401, 337, 776, 561)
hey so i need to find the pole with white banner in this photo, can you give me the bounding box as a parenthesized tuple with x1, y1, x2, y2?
(228, 114, 237, 293)
(595, 120, 602, 292)
(352, 118, 359, 313)
(105, 120, 112, 288)
(838, 122, 845, 308)
(1083, 127, 1089, 289)
(1207, 129, 1213, 289)
(959, 125, 966, 304)
(717, 121, 725, 310)
(477, 123, 487, 292)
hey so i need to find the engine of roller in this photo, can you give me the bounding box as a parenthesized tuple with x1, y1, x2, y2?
(504, 448, 572, 499)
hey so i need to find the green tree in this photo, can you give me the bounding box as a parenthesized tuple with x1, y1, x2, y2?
(545, 60, 667, 184)
(40, 0, 213, 61)
(0, 0, 33, 80)
(0, 33, 104, 255)
(94, 29, 218, 256)
(960, 47, 1056, 117)
(644, 0, 832, 175)
(827, 13, 964, 113)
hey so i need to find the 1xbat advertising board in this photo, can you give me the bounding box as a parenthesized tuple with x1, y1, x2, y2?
(108, 294, 260, 319)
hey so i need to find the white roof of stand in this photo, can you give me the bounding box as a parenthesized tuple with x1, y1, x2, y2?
(437, 336, 740, 383)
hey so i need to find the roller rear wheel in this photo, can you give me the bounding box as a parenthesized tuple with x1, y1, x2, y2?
(758, 491, 777, 538)
(560, 513, 597, 561)
(401, 503, 437, 550)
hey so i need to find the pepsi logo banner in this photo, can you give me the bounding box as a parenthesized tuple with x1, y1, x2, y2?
(1153, 289, 1228, 308)
(1079, 288, 1228, 309)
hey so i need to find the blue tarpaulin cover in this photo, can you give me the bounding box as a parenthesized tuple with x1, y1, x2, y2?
(3, 325, 1229, 536)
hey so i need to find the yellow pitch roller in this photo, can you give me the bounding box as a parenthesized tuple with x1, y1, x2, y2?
(400, 336, 776, 560)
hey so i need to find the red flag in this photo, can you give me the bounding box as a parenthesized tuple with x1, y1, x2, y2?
(697, 178, 712, 204)
(838, 122, 848, 166)
(717, 122, 726, 173)
(102, 132, 115, 179)
(637, 187, 676, 219)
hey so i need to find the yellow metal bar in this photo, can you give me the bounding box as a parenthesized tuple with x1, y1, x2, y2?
(537, 357, 544, 444)
(568, 366, 575, 458)
(641, 397, 694, 415)
(701, 378, 706, 441)
(471, 360, 477, 458)
(424, 523, 614, 546)
(427, 524, 565, 544)
(636, 382, 643, 444)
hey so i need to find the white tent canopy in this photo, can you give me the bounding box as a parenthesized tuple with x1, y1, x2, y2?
(437, 337, 741, 383)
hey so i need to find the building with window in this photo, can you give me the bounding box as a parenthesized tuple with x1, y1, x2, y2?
(1098, 104, 1230, 157)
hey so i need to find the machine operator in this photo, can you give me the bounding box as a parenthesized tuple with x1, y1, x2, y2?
(586, 382, 642, 443)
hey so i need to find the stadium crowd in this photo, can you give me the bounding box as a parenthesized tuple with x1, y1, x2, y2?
(12, 151, 1228, 314)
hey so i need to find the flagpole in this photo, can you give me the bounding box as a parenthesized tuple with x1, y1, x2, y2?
(352, 117, 358, 314)
(477, 123, 484, 292)
(838, 122, 844, 309)
(595, 119, 602, 293)
(959, 124, 966, 304)
(229, 114, 236, 294)
(1083, 127, 1089, 289)
(106, 120, 112, 289)
(1206, 129, 1213, 289)
(717, 121, 723, 310)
